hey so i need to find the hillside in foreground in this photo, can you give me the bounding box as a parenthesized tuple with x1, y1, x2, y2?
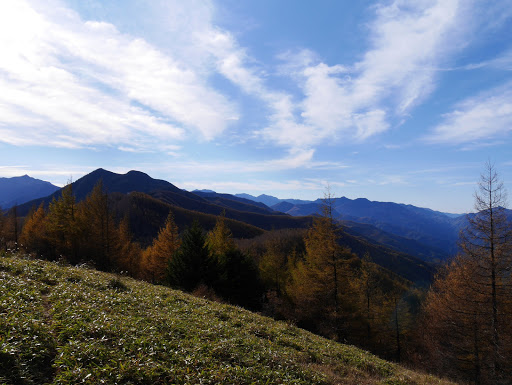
(0, 254, 453, 385)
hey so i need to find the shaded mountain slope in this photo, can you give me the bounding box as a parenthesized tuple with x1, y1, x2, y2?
(149, 190, 314, 232)
(0, 254, 454, 385)
(194, 191, 274, 211)
(337, 229, 435, 284)
(111, 192, 265, 245)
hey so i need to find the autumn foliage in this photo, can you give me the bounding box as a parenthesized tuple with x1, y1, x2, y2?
(10, 162, 512, 384)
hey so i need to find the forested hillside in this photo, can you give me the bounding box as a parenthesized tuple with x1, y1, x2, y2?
(2, 165, 512, 384)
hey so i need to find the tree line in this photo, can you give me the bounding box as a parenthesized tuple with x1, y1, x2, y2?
(1, 162, 511, 384)
(0, 179, 420, 362)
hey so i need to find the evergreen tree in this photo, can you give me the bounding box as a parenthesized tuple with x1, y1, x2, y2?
(215, 248, 263, 310)
(0, 206, 6, 252)
(167, 220, 211, 291)
(4, 205, 20, 251)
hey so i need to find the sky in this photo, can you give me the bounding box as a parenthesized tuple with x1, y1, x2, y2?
(1, 0, 512, 213)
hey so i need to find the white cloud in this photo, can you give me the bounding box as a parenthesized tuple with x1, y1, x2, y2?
(426, 82, 512, 143)
(180, 179, 328, 196)
(355, 0, 461, 113)
(197, 28, 313, 150)
(0, 0, 237, 150)
(270, 0, 465, 148)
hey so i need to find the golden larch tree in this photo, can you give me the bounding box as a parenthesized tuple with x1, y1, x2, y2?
(141, 211, 180, 282)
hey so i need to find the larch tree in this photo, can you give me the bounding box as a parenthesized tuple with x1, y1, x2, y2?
(258, 235, 291, 295)
(46, 183, 82, 262)
(288, 188, 354, 340)
(421, 162, 512, 384)
(79, 180, 116, 270)
(421, 258, 487, 383)
(359, 253, 383, 346)
(142, 211, 181, 283)
(112, 215, 142, 277)
(20, 203, 49, 256)
(206, 211, 236, 256)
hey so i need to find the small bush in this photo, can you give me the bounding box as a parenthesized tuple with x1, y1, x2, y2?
(107, 277, 129, 292)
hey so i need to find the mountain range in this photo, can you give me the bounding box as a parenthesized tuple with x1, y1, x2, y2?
(0, 175, 59, 209)
(240, 194, 465, 258)
(6, 167, 505, 284)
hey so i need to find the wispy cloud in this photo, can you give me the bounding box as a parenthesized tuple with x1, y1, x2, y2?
(262, 0, 465, 149)
(0, 0, 237, 150)
(426, 81, 512, 143)
(463, 49, 512, 71)
(142, 149, 347, 177)
(180, 179, 326, 195)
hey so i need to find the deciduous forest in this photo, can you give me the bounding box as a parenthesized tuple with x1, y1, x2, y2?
(1, 163, 511, 384)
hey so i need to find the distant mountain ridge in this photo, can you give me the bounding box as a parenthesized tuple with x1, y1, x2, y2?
(235, 193, 314, 207)
(0, 175, 59, 209)
(236, 193, 469, 258)
(15, 168, 434, 283)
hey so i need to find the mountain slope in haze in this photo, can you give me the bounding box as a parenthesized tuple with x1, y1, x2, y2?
(0, 175, 59, 209)
(193, 190, 283, 214)
(341, 220, 449, 264)
(235, 193, 313, 207)
(0, 255, 453, 385)
(246, 195, 463, 259)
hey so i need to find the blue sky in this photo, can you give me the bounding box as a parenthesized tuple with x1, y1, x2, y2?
(1, 0, 512, 213)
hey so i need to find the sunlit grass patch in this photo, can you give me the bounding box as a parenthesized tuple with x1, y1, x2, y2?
(0, 254, 455, 384)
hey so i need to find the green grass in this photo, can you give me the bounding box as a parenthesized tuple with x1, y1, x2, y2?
(0, 253, 453, 384)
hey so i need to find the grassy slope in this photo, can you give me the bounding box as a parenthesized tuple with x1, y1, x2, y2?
(0, 254, 452, 385)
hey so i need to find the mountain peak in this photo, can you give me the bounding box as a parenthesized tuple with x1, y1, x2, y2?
(0, 175, 60, 209)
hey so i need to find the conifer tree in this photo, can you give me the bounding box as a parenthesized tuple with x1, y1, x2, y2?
(79, 180, 116, 270)
(215, 248, 263, 309)
(421, 162, 512, 384)
(206, 211, 235, 256)
(259, 236, 290, 295)
(113, 215, 142, 276)
(287, 189, 354, 339)
(142, 211, 181, 283)
(4, 205, 20, 251)
(167, 220, 210, 291)
(46, 183, 82, 262)
(20, 203, 49, 256)
(0, 206, 6, 252)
